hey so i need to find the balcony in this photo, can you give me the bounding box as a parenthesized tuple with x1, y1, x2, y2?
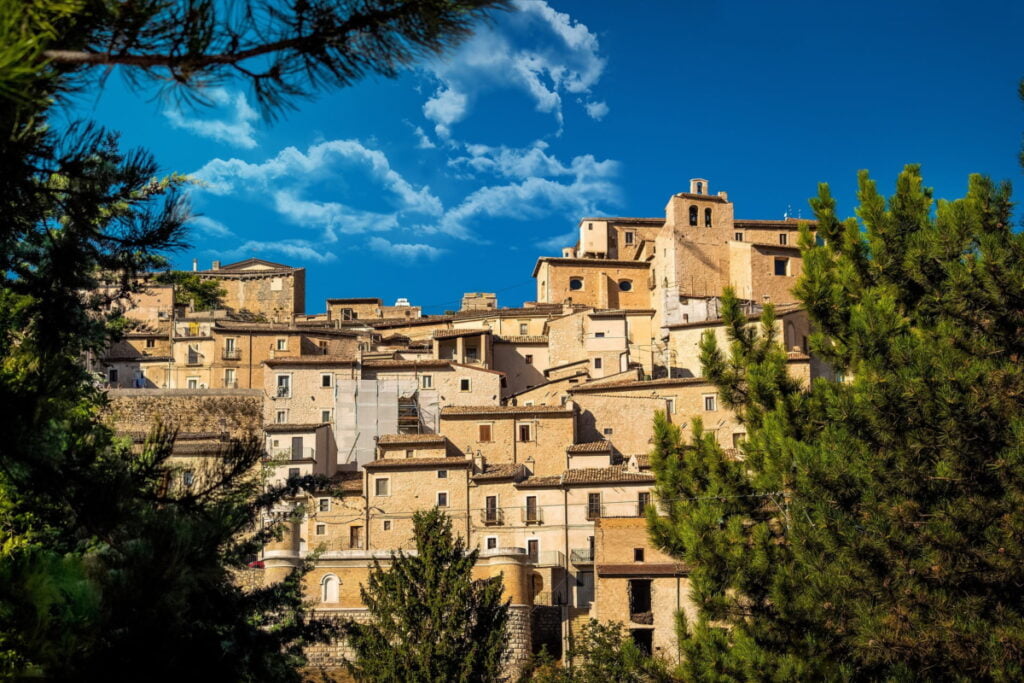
(521, 506, 543, 525)
(271, 447, 315, 461)
(532, 550, 565, 567)
(185, 355, 203, 367)
(223, 380, 239, 389)
(276, 386, 291, 398)
(222, 348, 242, 360)
(480, 508, 504, 525)
(570, 548, 594, 565)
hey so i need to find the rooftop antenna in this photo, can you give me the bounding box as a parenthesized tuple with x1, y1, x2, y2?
(784, 204, 793, 220)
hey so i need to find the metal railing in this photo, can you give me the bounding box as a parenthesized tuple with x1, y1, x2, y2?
(271, 447, 315, 461)
(276, 386, 291, 398)
(585, 504, 606, 521)
(480, 508, 504, 525)
(570, 548, 594, 564)
(521, 506, 543, 524)
(532, 550, 564, 567)
(222, 348, 242, 360)
(223, 379, 238, 388)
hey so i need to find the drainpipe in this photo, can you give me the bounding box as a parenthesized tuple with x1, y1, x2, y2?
(562, 485, 571, 666)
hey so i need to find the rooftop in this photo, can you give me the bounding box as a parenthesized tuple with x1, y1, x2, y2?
(562, 467, 654, 485)
(472, 463, 528, 481)
(364, 457, 472, 470)
(441, 405, 574, 417)
(377, 433, 447, 446)
(263, 422, 329, 433)
(566, 441, 612, 454)
(493, 335, 548, 344)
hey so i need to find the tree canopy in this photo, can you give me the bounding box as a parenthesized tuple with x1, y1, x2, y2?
(649, 164, 1024, 680)
(343, 508, 509, 682)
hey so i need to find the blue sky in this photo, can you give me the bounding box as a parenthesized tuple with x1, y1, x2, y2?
(67, 0, 1024, 314)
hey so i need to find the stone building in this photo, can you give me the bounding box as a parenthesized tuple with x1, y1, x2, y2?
(196, 258, 306, 320)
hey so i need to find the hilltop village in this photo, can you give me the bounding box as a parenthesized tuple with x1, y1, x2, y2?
(97, 178, 826, 671)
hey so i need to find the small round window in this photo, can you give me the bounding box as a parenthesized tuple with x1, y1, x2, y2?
(569, 278, 583, 291)
(619, 280, 632, 292)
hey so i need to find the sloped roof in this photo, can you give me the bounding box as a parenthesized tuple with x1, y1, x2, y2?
(562, 467, 654, 485)
(472, 463, 527, 482)
(433, 328, 491, 339)
(377, 434, 447, 446)
(364, 457, 471, 470)
(441, 405, 573, 417)
(263, 422, 328, 433)
(566, 441, 612, 454)
(493, 335, 548, 344)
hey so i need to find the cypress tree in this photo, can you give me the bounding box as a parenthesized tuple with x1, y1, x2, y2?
(648, 164, 1024, 680)
(343, 508, 509, 682)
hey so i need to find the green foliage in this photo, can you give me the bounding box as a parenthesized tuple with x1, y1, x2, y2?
(342, 508, 509, 682)
(649, 164, 1024, 679)
(0, 0, 506, 676)
(528, 619, 675, 683)
(155, 270, 227, 310)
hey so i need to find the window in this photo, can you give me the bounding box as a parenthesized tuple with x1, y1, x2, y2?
(665, 398, 675, 414)
(527, 539, 539, 563)
(525, 354, 534, 364)
(603, 427, 613, 435)
(321, 409, 332, 423)
(735, 232, 743, 241)
(518, 423, 533, 442)
(321, 574, 339, 603)
(486, 537, 498, 550)
(638, 491, 651, 516)
(484, 496, 499, 524)
(287, 467, 300, 480)
(682, 314, 689, 323)
(569, 277, 584, 291)
(316, 524, 326, 536)
(275, 410, 287, 424)
(276, 338, 287, 351)
(595, 332, 605, 338)
(187, 344, 200, 365)
(733, 432, 746, 448)
(593, 358, 602, 370)
(146, 338, 156, 348)
(318, 340, 328, 353)
(695, 181, 703, 194)
(704, 394, 717, 411)
(478, 424, 492, 442)
(704, 207, 712, 227)
(341, 308, 355, 321)
(224, 368, 235, 387)
(619, 280, 632, 292)
(421, 374, 433, 389)
(321, 373, 332, 387)
(349, 526, 363, 549)
(629, 579, 652, 619)
(779, 233, 788, 245)
(319, 498, 330, 512)
(375, 478, 390, 496)
(519, 323, 528, 335)
(624, 231, 635, 245)
(383, 520, 392, 531)
(108, 368, 118, 383)
(587, 493, 602, 519)
(633, 548, 645, 562)
(774, 257, 790, 276)
(525, 496, 539, 523)
(460, 378, 471, 392)
(276, 374, 291, 398)
(688, 205, 698, 226)
(182, 470, 195, 487)
(438, 470, 448, 479)
(436, 492, 448, 507)
(187, 377, 199, 389)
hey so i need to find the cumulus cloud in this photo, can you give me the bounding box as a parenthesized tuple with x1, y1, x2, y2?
(368, 236, 445, 261)
(164, 88, 259, 149)
(421, 0, 606, 137)
(224, 239, 337, 264)
(192, 139, 442, 242)
(410, 124, 437, 149)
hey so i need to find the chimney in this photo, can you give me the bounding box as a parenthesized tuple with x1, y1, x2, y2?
(211, 260, 221, 270)
(192, 258, 198, 272)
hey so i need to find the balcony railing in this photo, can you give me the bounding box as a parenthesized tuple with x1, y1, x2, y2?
(223, 380, 239, 389)
(532, 550, 564, 567)
(570, 548, 594, 564)
(271, 447, 315, 461)
(480, 508, 504, 525)
(222, 348, 242, 360)
(585, 504, 606, 521)
(521, 506, 543, 524)
(185, 356, 203, 367)
(276, 386, 291, 398)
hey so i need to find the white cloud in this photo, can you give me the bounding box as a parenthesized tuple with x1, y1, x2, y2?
(584, 100, 609, 121)
(164, 88, 259, 149)
(192, 140, 442, 241)
(410, 124, 437, 149)
(535, 228, 578, 251)
(188, 215, 234, 238)
(368, 237, 445, 261)
(449, 140, 617, 181)
(225, 239, 337, 264)
(421, 0, 606, 137)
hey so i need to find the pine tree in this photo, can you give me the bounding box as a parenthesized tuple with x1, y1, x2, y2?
(648, 164, 1024, 679)
(343, 508, 509, 682)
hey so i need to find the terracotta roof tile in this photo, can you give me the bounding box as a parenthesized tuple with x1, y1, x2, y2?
(566, 441, 612, 453)
(264, 355, 356, 367)
(377, 433, 447, 445)
(570, 376, 711, 393)
(472, 463, 527, 481)
(363, 359, 452, 369)
(515, 475, 564, 489)
(562, 467, 654, 485)
(494, 335, 548, 344)
(263, 422, 328, 433)
(441, 405, 573, 417)
(433, 328, 491, 339)
(364, 457, 471, 469)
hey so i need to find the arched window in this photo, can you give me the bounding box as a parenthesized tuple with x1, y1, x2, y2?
(321, 574, 340, 603)
(704, 208, 712, 227)
(688, 206, 698, 226)
(619, 280, 632, 292)
(696, 181, 703, 194)
(569, 277, 583, 291)
(785, 321, 797, 351)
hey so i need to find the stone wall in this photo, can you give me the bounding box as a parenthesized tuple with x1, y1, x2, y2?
(104, 388, 263, 437)
(531, 605, 563, 659)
